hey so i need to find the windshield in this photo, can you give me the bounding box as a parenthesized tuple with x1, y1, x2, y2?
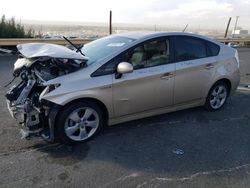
(81, 36, 135, 65)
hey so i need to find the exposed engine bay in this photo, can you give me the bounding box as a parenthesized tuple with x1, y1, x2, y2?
(5, 43, 87, 141)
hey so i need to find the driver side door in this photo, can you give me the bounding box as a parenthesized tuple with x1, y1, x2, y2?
(112, 38, 175, 117)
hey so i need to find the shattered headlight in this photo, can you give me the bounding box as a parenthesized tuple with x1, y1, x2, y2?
(48, 84, 61, 92)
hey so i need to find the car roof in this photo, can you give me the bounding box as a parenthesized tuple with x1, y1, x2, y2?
(115, 31, 218, 44)
(115, 32, 156, 40)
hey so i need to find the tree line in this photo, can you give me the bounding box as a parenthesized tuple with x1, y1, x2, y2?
(0, 15, 34, 38)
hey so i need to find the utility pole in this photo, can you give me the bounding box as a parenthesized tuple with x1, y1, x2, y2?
(109, 11, 112, 35)
(232, 16, 239, 38)
(182, 24, 189, 32)
(224, 17, 231, 38)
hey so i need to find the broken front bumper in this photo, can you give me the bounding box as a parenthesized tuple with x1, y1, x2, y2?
(7, 98, 61, 142)
(7, 100, 25, 124)
(7, 99, 44, 139)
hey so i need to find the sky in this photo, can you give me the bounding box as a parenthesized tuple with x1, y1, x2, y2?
(0, 0, 250, 30)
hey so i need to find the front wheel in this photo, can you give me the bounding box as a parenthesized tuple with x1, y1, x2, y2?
(205, 81, 229, 111)
(56, 101, 104, 145)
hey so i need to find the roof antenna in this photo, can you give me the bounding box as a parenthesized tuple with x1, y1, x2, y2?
(182, 24, 189, 32)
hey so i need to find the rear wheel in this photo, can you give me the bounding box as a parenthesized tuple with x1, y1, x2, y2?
(56, 101, 103, 145)
(205, 81, 229, 111)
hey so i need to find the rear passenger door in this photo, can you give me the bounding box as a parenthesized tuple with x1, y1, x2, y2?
(173, 36, 218, 104)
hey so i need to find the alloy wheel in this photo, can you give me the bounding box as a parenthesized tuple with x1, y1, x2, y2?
(209, 85, 228, 110)
(64, 107, 99, 141)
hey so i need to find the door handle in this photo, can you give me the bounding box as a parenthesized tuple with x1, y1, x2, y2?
(161, 72, 174, 79)
(205, 63, 214, 70)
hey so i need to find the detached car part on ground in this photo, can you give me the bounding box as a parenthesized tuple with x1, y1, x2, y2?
(5, 32, 240, 144)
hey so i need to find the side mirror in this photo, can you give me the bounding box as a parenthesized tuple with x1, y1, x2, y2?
(117, 62, 133, 74)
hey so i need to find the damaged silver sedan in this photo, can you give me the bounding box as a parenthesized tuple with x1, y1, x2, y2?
(5, 32, 240, 144)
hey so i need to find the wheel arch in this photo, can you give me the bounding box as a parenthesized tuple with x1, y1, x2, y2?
(212, 78, 232, 95)
(203, 78, 232, 111)
(51, 97, 109, 144)
(62, 98, 109, 123)
(205, 77, 232, 103)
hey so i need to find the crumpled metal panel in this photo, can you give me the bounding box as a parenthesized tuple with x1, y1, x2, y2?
(17, 43, 88, 60)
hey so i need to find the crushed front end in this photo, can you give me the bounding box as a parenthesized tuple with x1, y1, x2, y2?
(5, 43, 87, 141)
(6, 76, 55, 140)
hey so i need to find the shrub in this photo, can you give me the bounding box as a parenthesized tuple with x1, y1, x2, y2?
(0, 15, 34, 38)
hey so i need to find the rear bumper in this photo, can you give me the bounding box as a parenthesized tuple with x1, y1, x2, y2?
(230, 69, 240, 96)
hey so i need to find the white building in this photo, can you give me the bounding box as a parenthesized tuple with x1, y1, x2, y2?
(232, 29, 249, 37)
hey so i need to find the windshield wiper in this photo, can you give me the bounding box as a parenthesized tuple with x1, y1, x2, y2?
(63, 36, 85, 56)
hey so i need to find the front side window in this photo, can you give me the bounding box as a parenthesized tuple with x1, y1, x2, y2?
(92, 38, 171, 77)
(125, 39, 170, 69)
(175, 36, 207, 62)
(92, 55, 122, 77)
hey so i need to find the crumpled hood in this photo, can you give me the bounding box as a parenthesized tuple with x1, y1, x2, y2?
(17, 43, 88, 60)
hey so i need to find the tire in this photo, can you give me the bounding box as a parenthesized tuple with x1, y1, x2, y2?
(205, 81, 229, 111)
(56, 101, 104, 145)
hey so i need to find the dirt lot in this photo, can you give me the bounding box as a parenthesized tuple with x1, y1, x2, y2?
(0, 48, 250, 188)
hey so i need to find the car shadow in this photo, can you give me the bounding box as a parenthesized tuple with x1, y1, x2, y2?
(35, 90, 250, 178)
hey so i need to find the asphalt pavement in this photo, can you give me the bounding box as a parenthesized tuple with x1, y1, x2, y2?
(0, 48, 250, 188)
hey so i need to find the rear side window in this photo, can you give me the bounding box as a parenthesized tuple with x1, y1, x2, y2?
(174, 36, 207, 62)
(206, 41, 220, 56)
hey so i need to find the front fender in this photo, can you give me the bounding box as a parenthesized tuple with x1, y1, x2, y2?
(40, 75, 114, 118)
